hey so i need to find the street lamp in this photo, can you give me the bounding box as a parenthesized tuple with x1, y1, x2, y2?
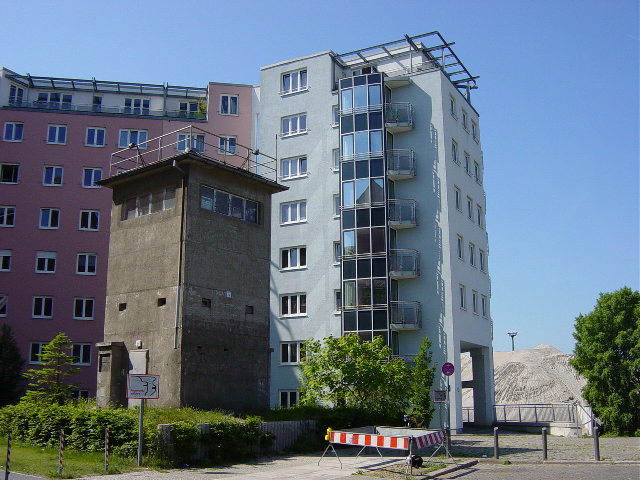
(507, 331, 518, 351)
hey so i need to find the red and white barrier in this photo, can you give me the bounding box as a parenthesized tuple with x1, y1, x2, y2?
(329, 430, 410, 450)
(413, 430, 445, 449)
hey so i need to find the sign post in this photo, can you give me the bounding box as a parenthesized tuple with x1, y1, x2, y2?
(127, 374, 159, 467)
(441, 362, 455, 453)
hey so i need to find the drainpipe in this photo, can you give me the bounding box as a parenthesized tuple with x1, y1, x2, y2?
(173, 159, 187, 349)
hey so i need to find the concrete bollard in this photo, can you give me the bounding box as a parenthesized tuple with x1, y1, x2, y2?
(541, 427, 548, 460)
(493, 427, 499, 459)
(445, 427, 452, 454)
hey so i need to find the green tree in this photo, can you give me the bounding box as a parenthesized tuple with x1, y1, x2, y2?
(408, 337, 435, 425)
(0, 324, 25, 405)
(300, 334, 411, 416)
(23, 332, 79, 405)
(570, 287, 640, 435)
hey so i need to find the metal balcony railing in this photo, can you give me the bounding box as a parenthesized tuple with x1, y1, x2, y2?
(389, 249, 420, 279)
(386, 149, 415, 179)
(390, 301, 422, 330)
(494, 403, 577, 424)
(388, 199, 417, 229)
(6, 100, 207, 120)
(385, 103, 413, 131)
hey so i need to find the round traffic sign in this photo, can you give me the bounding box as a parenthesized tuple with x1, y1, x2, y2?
(441, 362, 455, 376)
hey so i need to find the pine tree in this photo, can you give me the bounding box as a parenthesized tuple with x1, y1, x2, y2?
(0, 324, 25, 405)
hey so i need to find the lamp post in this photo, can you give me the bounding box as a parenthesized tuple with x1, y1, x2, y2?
(507, 331, 518, 351)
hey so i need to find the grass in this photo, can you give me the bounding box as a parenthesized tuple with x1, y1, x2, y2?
(0, 436, 137, 478)
(363, 461, 448, 479)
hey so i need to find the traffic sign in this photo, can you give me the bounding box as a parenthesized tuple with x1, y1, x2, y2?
(433, 390, 448, 403)
(127, 374, 159, 399)
(441, 362, 455, 376)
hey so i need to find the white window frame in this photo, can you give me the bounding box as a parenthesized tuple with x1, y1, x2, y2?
(281, 113, 307, 137)
(82, 168, 102, 188)
(0, 164, 19, 184)
(333, 194, 341, 217)
(281, 246, 307, 270)
(118, 129, 148, 149)
(43, 166, 63, 186)
(123, 97, 150, 115)
(280, 341, 303, 365)
(218, 136, 237, 155)
(451, 139, 459, 164)
(457, 235, 464, 260)
(280, 156, 308, 180)
(474, 161, 481, 184)
(481, 295, 488, 318)
(334, 289, 342, 313)
(37, 92, 72, 108)
(219, 94, 239, 115)
(467, 197, 474, 221)
(454, 186, 461, 211)
(79, 210, 100, 231)
(35, 251, 56, 274)
(464, 152, 471, 175)
(333, 241, 341, 264)
(449, 95, 457, 119)
(469, 243, 476, 267)
(472, 121, 479, 141)
(279, 390, 300, 408)
(47, 124, 67, 145)
(39, 208, 60, 229)
(3, 122, 23, 142)
(331, 105, 339, 127)
(9, 85, 24, 105)
(479, 249, 487, 272)
(0, 206, 15, 227)
(33, 296, 53, 318)
(459, 284, 466, 310)
(0, 250, 11, 272)
(332, 148, 340, 171)
(177, 133, 205, 153)
(0, 294, 6, 316)
(73, 297, 94, 320)
(472, 290, 479, 314)
(85, 127, 106, 147)
(280, 293, 307, 317)
(462, 110, 469, 131)
(29, 342, 47, 363)
(281, 69, 308, 95)
(76, 253, 97, 275)
(72, 343, 92, 366)
(280, 200, 307, 225)
(477, 205, 483, 228)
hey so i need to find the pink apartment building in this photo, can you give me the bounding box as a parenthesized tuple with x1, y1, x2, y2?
(0, 67, 254, 396)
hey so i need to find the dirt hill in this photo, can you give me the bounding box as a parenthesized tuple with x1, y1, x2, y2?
(461, 344, 587, 405)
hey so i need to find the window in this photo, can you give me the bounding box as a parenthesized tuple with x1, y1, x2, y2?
(459, 284, 466, 310)
(451, 139, 459, 164)
(332, 105, 339, 126)
(35, 251, 56, 273)
(218, 136, 237, 155)
(281, 69, 308, 95)
(281, 113, 307, 137)
(39, 208, 60, 229)
(280, 156, 307, 179)
(86, 127, 106, 147)
(279, 390, 299, 408)
(469, 243, 476, 267)
(92, 96, 102, 112)
(281, 293, 306, 316)
(124, 98, 150, 115)
(29, 342, 47, 363)
(199, 185, 259, 224)
(179, 101, 198, 117)
(9, 85, 24, 105)
(177, 134, 205, 153)
(333, 241, 341, 264)
(332, 148, 340, 171)
(74, 297, 94, 320)
(472, 291, 479, 314)
(37, 92, 72, 109)
(467, 197, 473, 220)
(47, 125, 67, 144)
(0, 250, 11, 271)
(72, 344, 92, 366)
(462, 110, 469, 131)
(280, 341, 303, 364)
(33, 296, 53, 318)
(477, 205, 483, 228)
(82, 168, 102, 188)
(481, 295, 488, 317)
(464, 152, 471, 175)
(3, 122, 23, 142)
(0, 295, 6, 316)
(280, 200, 307, 225)
(449, 95, 457, 118)
(43, 166, 63, 186)
(334, 289, 342, 312)
(281, 246, 306, 270)
(457, 235, 464, 260)
(472, 121, 479, 141)
(333, 194, 341, 217)
(474, 161, 481, 183)
(118, 129, 148, 148)
(219, 95, 238, 115)
(123, 186, 177, 220)
(454, 186, 461, 211)
(0, 206, 15, 227)
(479, 249, 487, 272)
(0, 164, 19, 184)
(76, 253, 97, 275)
(79, 210, 99, 231)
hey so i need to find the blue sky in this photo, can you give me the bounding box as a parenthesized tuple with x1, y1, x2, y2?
(1, 0, 637, 353)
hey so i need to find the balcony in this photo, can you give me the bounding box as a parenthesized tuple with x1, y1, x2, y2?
(385, 103, 413, 133)
(389, 249, 420, 279)
(390, 301, 422, 330)
(386, 149, 415, 180)
(6, 100, 207, 120)
(388, 199, 417, 229)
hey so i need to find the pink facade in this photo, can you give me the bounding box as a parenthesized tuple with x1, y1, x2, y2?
(0, 68, 254, 396)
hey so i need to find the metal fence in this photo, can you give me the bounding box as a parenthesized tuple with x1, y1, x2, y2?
(494, 403, 576, 423)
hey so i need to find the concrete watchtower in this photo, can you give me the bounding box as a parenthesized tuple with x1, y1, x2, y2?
(96, 150, 285, 411)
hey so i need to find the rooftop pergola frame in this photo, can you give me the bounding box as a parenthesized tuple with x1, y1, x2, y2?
(6, 73, 207, 99)
(334, 31, 479, 98)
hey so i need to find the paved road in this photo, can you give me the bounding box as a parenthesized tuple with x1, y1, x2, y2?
(1, 471, 47, 480)
(435, 462, 640, 480)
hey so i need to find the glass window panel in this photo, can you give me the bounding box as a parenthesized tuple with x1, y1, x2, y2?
(343, 230, 356, 256)
(373, 310, 387, 329)
(373, 331, 388, 345)
(300, 70, 307, 88)
(368, 85, 382, 105)
(357, 279, 372, 305)
(340, 77, 353, 88)
(138, 194, 151, 215)
(357, 258, 371, 278)
(281, 204, 289, 223)
(353, 75, 367, 86)
(372, 258, 386, 277)
(281, 159, 290, 178)
(299, 115, 306, 131)
(353, 85, 367, 107)
(343, 310, 357, 330)
(369, 111, 383, 129)
(368, 73, 381, 83)
(299, 157, 307, 175)
(358, 310, 372, 330)
(370, 157, 384, 177)
(343, 281, 356, 308)
(342, 209, 355, 229)
(281, 250, 289, 269)
(370, 130, 383, 152)
(214, 191, 230, 215)
(355, 160, 369, 179)
(230, 196, 244, 219)
(341, 89, 353, 110)
(372, 279, 386, 305)
(370, 207, 385, 226)
(299, 201, 306, 220)
(371, 228, 385, 253)
(342, 181, 355, 207)
(354, 113, 368, 131)
(354, 131, 368, 154)
(356, 208, 370, 227)
(300, 247, 306, 266)
(370, 178, 384, 203)
(355, 179, 370, 204)
(245, 200, 258, 223)
(342, 134, 354, 158)
(282, 74, 291, 92)
(340, 115, 353, 134)
(358, 331, 373, 342)
(342, 161, 354, 181)
(343, 260, 356, 279)
(281, 296, 288, 315)
(356, 229, 370, 254)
